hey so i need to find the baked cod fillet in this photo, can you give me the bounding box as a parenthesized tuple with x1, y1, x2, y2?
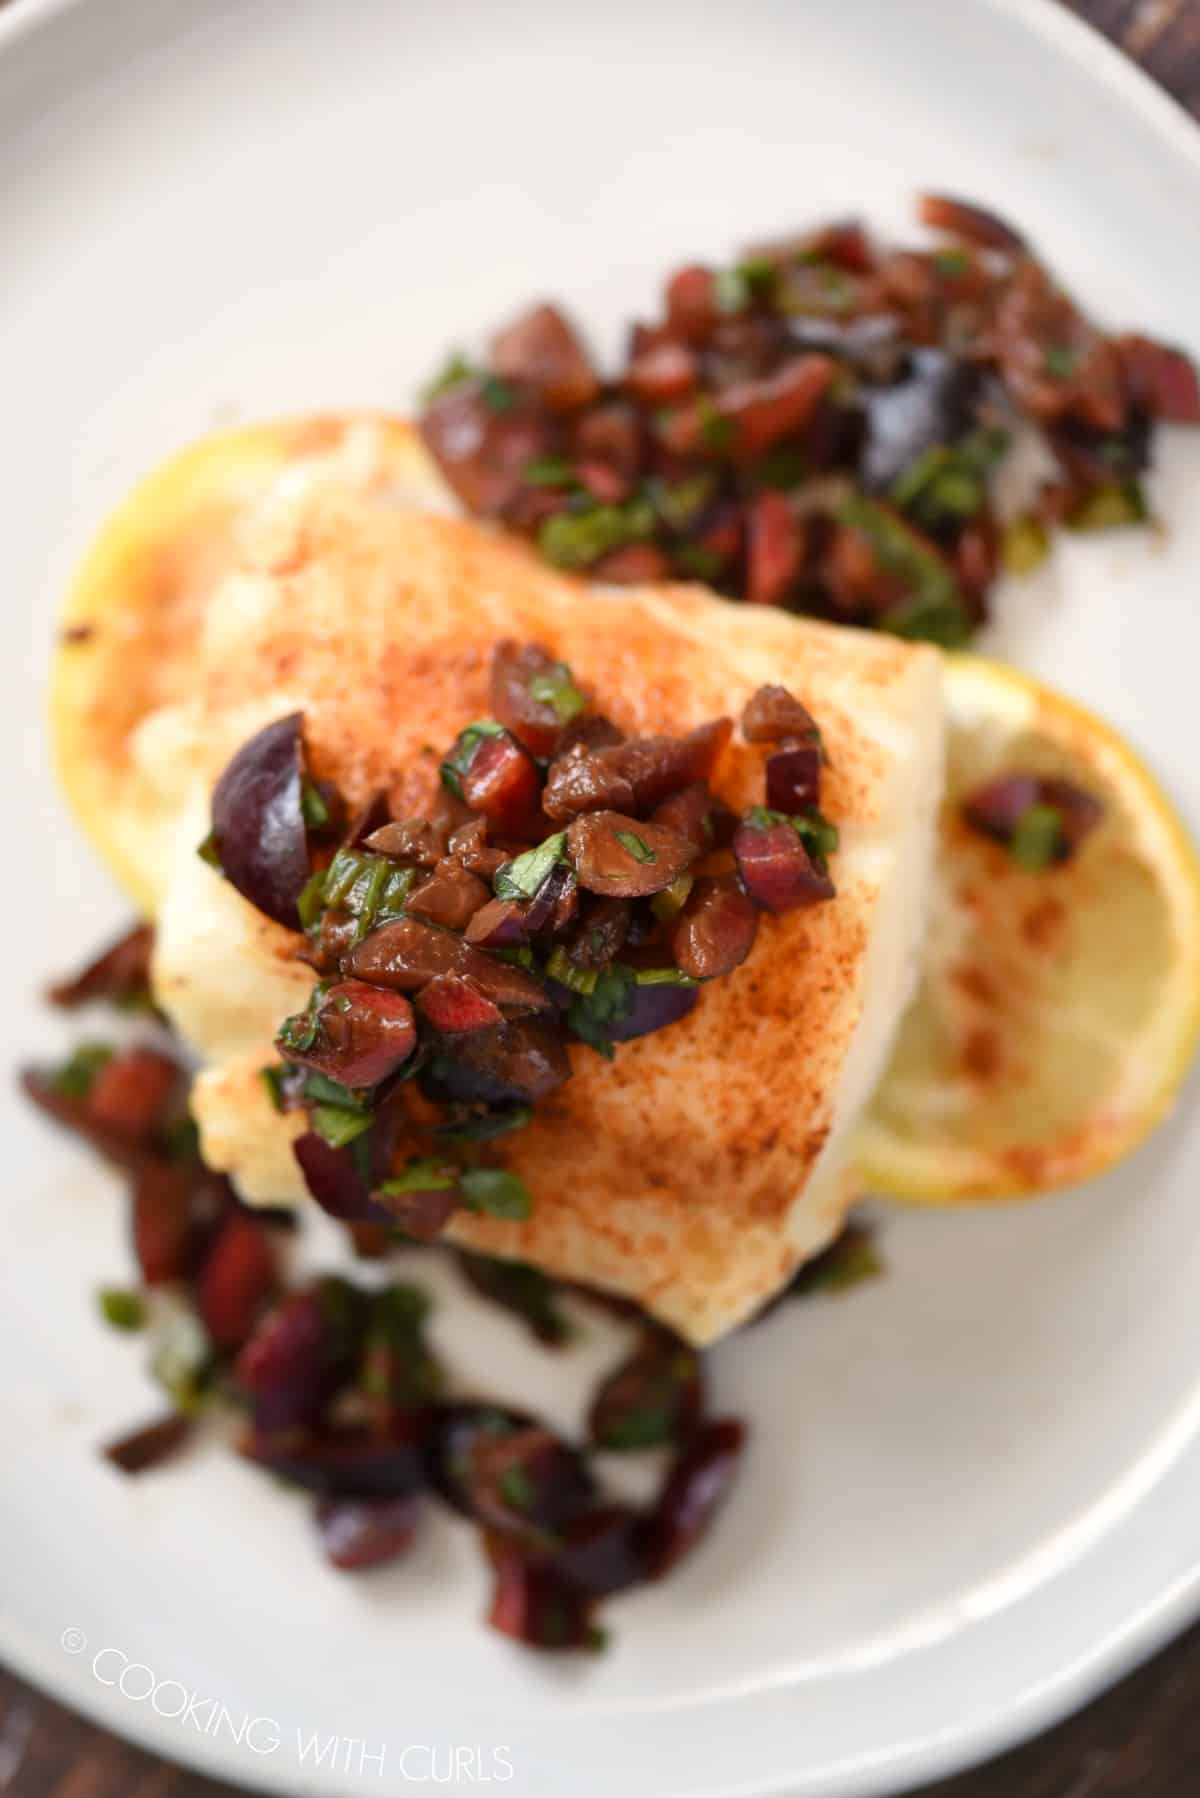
(53, 416, 943, 1343)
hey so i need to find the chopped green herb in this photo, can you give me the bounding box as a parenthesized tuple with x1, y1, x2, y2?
(564, 963, 635, 1054)
(633, 967, 699, 987)
(421, 351, 474, 405)
(528, 664, 586, 723)
(545, 947, 599, 994)
(652, 471, 717, 532)
(650, 872, 694, 923)
(793, 808, 840, 865)
(498, 1465, 535, 1511)
(310, 1103, 373, 1149)
(1067, 482, 1148, 532)
(149, 1301, 213, 1413)
(883, 589, 975, 648)
(299, 779, 330, 829)
(379, 1158, 460, 1195)
(493, 944, 535, 969)
(615, 829, 655, 865)
(276, 989, 324, 1056)
(744, 806, 839, 868)
(537, 498, 656, 570)
(523, 454, 577, 488)
(1010, 803, 1063, 870)
(934, 247, 970, 278)
(1002, 513, 1051, 576)
(838, 496, 973, 647)
(162, 1112, 200, 1164)
(196, 831, 223, 872)
(699, 402, 735, 454)
(313, 848, 416, 938)
(460, 1167, 534, 1220)
(296, 866, 328, 930)
(261, 1064, 289, 1112)
(53, 1041, 113, 1101)
(440, 720, 507, 800)
(714, 267, 751, 315)
(435, 1105, 533, 1143)
(673, 543, 724, 581)
(494, 832, 567, 902)
(755, 444, 809, 490)
(372, 1281, 432, 1333)
(789, 1224, 883, 1297)
(890, 428, 1009, 529)
(480, 374, 517, 413)
(299, 1070, 364, 1109)
(99, 1287, 146, 1332)
(1043, 346, 1078, 380)
(736, 255, 777, 297)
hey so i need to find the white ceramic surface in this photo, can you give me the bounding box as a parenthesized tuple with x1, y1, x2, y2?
(3, 1, 1200, 1793)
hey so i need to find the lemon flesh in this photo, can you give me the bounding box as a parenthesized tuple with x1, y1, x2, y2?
(856, 654, 1200, 1202)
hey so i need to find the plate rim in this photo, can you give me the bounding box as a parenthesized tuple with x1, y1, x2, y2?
(3, 0, 1200, 1792)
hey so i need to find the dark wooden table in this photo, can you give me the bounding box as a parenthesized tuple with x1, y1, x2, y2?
(4, 1, 1200, 1794)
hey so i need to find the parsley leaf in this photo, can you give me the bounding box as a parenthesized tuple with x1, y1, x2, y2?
(460, 1168, 534, 1220)
(494, 832, 567, 902)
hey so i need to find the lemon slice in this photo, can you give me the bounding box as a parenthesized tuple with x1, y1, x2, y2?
(855, 654, 1200, 1202)
(52, 414, 441, 913)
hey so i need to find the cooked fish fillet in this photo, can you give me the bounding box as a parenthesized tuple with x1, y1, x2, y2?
(53, 416, 943, 1342)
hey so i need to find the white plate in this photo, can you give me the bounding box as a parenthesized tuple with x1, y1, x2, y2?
(4, 1, 1200, 1793)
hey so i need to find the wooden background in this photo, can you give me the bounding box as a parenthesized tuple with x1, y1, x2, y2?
(4, 1, 1200, 1793)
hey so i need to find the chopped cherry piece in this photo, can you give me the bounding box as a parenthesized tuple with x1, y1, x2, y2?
(372, 1183, 461, 1243)
(131, 1159, 193, 1285)
(490, 640, 585, 757)
(554, 1505, 647, 1596)
(406, 862, 491, 932)
(465, 897, 533, 949)
(625, 340, 698, 406)
(589, 1327, 704, 1451)
(348, 916, 551, 1012)
(48, 922, 154, 1010)
(485, 1535, 600, 1650)
(419, 380, 558, 515)
(196, 1209, 276, 1352)
(235, 1283, 362, 1434)
(733, 817, 835, 912)
(278, 981, 417, 1088)
(917, 192, 1026, 251)
(363, 818, 445, 866)
(1117, 333, 1200, 424)
(571, 401, 644, 482)
(490, 303, 599, 412)
(590, 543, 672, 583)
(745, 491, 803, 606)
(86, 1048, 179, 1142)
(765, 741, 822, 813)
(566, 811, 698, 898)
(417, 973, 504, 1036)
(241, 1418, 429, 1500)
(316, 1494, 421, 1571)
(421, 1017, 571, 1108)
(650, 783, 734, 851)
(671, 877, 759, 979)
(458, 732, 544, 839)
(466, 1423, 595, 1545)
(741, 684, 822, 745)
(664, 265, 718, 342)
(293, 1132, 374, 1222)
(642, 1417, 747, 1578)
(104, 1413, 194, 1476)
